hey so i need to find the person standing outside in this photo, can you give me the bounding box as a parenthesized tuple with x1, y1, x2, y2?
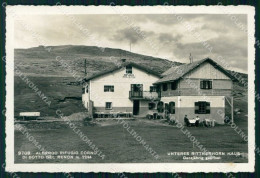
(195, 116, 200, 127)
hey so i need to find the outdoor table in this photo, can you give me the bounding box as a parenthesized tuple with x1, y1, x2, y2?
(204, 119, 215, 127)
(189, 119, 196, 124)
(205, 119, 211, 126)
(211, 120, 215, 127)
(187, 119, 200, 127)
(123, 112, 132, 118)
(95, 112, 104, 118)
(110, 111, 119, 118)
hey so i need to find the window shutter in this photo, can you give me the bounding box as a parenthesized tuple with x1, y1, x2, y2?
(173, 102, 175, 114)
(206, 102, 210, 114)
(169, 102, 175, 114)
(195, 102, 199, 114)
(209, 81, 212, 89)
(200, 81, 203, 89)
(157, 102, 161, 112)
(131, 84, 133, 91)
(161, 102, 164, 113)
(165, 103, 169, 113)
(149, 103, 154, 110)
(140, 84, 143, 91)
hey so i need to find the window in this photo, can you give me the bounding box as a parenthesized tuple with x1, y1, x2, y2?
(195, 102, 210, 114)
(150, 86, 157, 92)
(131, 84, 143, 92)
(162, 83, 168, 91)
(171, 82, 177, 90)
(126, 66, 132, 74)
(104, 85, 114, 92)
(165, 103, 169, 113)
(148, 102, 156, 110)
(200, 80, 212, 89)
(157, 101, 164, 113)
(105, 102, 112, 109)
(169, 102, 175, 114)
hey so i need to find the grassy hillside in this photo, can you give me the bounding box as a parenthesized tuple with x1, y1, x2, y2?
(15, 45, 181, 77)
(14, 76, 84, 116)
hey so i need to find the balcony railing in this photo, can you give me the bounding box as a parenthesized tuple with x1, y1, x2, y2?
(160, 89, 232, 97)
(129, 91, 160, 100)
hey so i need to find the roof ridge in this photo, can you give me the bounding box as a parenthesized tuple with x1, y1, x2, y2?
(84, 61, 161, 81)
(154, 58, 235, 84)
(162, 57, 209, 76)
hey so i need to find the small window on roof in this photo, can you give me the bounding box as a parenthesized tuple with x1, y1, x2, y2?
(200, 80, 212, 89)
(126, 66, 132, 74)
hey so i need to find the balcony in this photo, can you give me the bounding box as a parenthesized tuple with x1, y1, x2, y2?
(129, 91, 160, 100)
(160, 89, 232, 97)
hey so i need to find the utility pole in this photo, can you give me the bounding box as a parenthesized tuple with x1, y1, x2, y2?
(231, 96, 234, 123)
(84, 59, 87, 76)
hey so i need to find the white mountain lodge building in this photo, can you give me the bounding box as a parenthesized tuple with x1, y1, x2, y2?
(82, 58, 236, 124)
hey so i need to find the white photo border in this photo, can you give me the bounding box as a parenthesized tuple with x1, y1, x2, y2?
(5, 5, 255, 173)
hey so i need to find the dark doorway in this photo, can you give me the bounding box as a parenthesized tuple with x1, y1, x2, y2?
(133, 100, 140, 115)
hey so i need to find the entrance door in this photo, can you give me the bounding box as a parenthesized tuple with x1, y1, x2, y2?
(133, 100, 140, 115)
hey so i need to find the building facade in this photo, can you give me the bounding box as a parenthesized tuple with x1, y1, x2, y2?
(82, 62, 161, 117)
(82, 58, 235, 124)
(153, 58, 234, 124)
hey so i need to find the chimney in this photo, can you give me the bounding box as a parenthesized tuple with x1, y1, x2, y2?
(189, 53, 193, 63)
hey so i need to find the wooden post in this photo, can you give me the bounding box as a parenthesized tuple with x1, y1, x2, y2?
(231, 96, 234, 123)
(89, 100, 94, 118)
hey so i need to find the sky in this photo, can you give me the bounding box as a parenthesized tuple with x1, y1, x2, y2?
(14, 14, 248, 73)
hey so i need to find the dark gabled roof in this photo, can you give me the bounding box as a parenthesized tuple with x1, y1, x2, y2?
(154, 58, 236, 84)
(84, 62, 161, 81)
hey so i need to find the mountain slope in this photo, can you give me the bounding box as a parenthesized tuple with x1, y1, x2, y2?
(15, 45, 182, 77)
